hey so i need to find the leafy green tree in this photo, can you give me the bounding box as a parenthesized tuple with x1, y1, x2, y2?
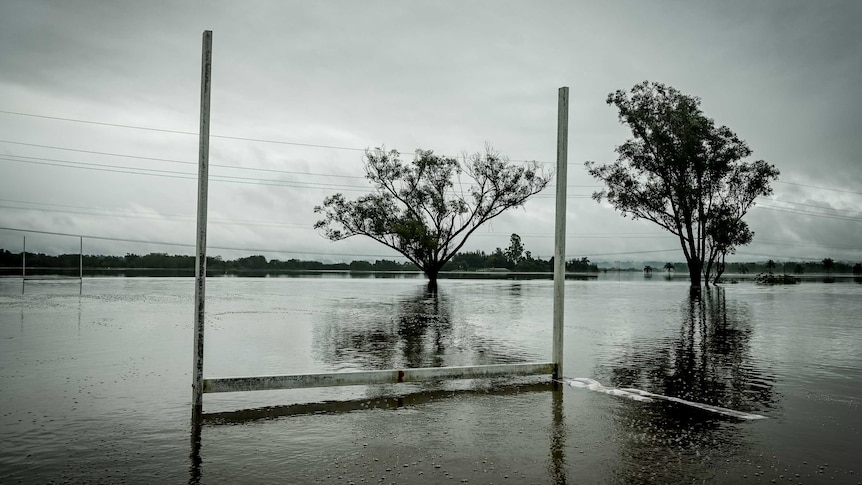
(565, 257, 598, 272)
(765, 259, 776, 272)
(705, 207, 753, 283)
(315, 147, 550, 291)
(822, 258, 834, 274)
(504, 233, 525, 268)
(663, 262, 675, 272)
(236, 255, 268, 269)
(487, 247, 508, 269)
(586, 81, 779, 292)
(349, 260, 373, 271)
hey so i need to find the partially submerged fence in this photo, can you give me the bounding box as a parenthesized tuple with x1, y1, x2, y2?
(190, 31, 570, 419)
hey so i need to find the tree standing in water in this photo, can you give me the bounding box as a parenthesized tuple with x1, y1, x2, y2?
(586, 81, 779, 293)
(315, 146, 550, 291)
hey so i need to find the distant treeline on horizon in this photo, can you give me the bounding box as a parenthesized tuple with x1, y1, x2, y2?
(1, 249, 860, 275)
(0, 248, 601, 273)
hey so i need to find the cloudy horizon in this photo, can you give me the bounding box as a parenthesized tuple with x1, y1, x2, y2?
(2, 1, 860, 265)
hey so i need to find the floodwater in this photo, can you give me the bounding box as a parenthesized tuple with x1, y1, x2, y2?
(1, 274, 860, 484)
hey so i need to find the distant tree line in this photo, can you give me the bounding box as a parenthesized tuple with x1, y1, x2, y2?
(0, 233, 600, 274)
(0, 249, 415, 273)
(441, 233, 598, 272)
(2, 246, 857, 275)
(654, 258, 862, 275)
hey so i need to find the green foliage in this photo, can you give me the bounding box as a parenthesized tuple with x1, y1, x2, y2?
(7, 247, 857, 278)
(504, 233, 525, 267)
(586, 81, 779, 289)
(0, 250, 418, 274)
(315, 146, 550, 288)
(566, 257, 599, 272)
(441, 245, 599, 273)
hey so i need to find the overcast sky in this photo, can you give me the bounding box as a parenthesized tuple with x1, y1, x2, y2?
(1, 0, 860, 264)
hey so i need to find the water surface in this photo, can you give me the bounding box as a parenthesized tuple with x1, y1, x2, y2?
(1, 275, 860, 483)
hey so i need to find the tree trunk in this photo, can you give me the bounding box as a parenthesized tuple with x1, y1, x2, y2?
(712, 253, 726, 285)
(687, 256, 703, 294)
(425, 267, 440, 294)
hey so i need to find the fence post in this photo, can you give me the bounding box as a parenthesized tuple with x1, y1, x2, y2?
(552, 87, 569, 380)
(192, 30, 213, 423)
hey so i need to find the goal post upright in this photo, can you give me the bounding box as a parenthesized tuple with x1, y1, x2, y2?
(192, 30, 213, 423)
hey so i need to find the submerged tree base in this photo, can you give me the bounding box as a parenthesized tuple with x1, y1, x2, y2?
(755, 272, 799, 285)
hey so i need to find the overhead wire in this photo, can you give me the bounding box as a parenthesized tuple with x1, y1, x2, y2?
(0, 139, 368, 180)
(753, 204, 861, 222)
(1, 198, 672, 238)
(4, 109, 860, 195)
(3, 109, 859, 260)
(0, 109, 548, 163)
(0, 152, 596, 196)
(0, 225, 688, 261)
(775, 180, 862, 196)
(0, 225, 409, 259)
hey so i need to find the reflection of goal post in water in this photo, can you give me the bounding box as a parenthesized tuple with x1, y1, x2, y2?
(190, 31, 569, 418)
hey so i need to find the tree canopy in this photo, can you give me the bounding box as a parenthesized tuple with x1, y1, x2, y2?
(314, 147, 550, 290)
(586, 81, 779, 291)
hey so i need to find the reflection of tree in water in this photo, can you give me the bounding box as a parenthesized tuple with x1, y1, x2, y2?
(599, 287, 777, 483)
(395, 287, 450, 368)
(313, 285, 532, 372)
(606, 287, 775, 411)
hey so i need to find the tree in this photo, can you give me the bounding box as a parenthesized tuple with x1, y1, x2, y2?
(643, 265, 653, 276)
(314, 147, 550, 291)
(504, 233, 525, 268)
(765, 259, 776, 272)
(586, 81, 779, 293)
(822, 258, 834, 274)
(705, 207, 753, 284)
(663, 262, 675, 273)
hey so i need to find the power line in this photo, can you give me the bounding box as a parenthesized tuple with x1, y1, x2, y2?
(0, 109, 368, 151)
(0, 139, 368, 180)
(5, 111, 861, 190)
(0, 109, 549, 164)
(0, 225, 409, 259)
(0, 152, 594, 197)
(754, 204, 861, 222)
(755, 238, 862, 251)
(0, 155, 374, 191)
(0, 225, 691, 261)
(578, 248, 681, 257)
(0, 201, 314, 228)
(1, 198, 672, 238)
(0, 138, 602, 189)
(757, 197, 862, 216)
(775, 180, 862, 196)
(733, 250, 860, 262)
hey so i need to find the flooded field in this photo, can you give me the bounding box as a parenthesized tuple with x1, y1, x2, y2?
(1, 275, 860, 484)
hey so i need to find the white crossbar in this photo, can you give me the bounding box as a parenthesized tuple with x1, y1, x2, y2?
(204, 362, 556, 393)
